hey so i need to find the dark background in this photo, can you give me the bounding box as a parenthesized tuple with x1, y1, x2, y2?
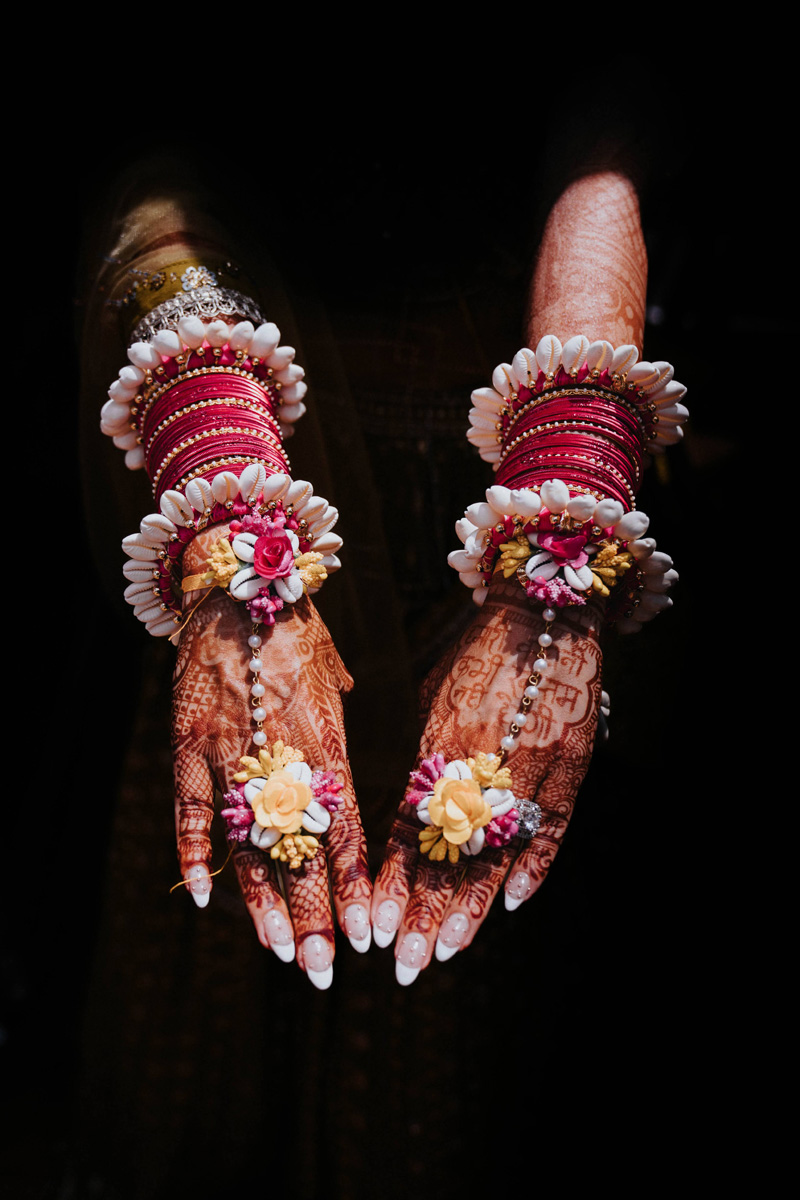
(4, 90, 774, 1197)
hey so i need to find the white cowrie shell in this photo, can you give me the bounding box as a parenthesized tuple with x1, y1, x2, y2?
(249, 323, 281, 358)
(151, 330, 182, 357)
(561, 334, 589, 374)
(238, 463, 266, 505)
(267, 346, 296, 370)
(229, 320, 255, 351)
(301, 802, 331, 835)
(262, 472, 290, 502)
(229, 568, 263, 600)
(586, 340, 614, 372)
(509, 489, 541, 519)
(160, 490, 194, 525)
(185, 478, 214, 513)
(177, 316, 207, 347)
(128, 342, 160, 369)
(486, 485, 512, 514)
(614, 510, 650, 540)
(211, 472, 240, 504)
(113, 431, 139, 450)
(535, 335, 562, 375)
(594, 499, 625, 528)
(540, 479, 570, 512)
(274, 573, 303, 604)
(251, 824, 282, 850)
(566, 495, 596, 521)
(443, 760, 472, 780)
(491, 363, 516, 397)
(205, 320, 231, 347)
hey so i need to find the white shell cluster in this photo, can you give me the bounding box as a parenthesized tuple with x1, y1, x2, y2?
(448, 479, 677, 633)
(243, 760, 332, 850)
(467, 334, 688, 464)
(100, 317, 308, 470)
(121, 465, 342, 637)
(415, 758, 515, 857)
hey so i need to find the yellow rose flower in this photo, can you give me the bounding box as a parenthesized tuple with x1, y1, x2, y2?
(251, 770, 311, 835)
(428, 777, 491, 846)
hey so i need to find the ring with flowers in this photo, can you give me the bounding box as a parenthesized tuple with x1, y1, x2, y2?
(448, 478, 677, 633)
(222, 740, 344, 870)
(405, 752, 540, 863)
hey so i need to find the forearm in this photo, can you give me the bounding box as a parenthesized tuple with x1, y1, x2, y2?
(527, 171, 647, 352)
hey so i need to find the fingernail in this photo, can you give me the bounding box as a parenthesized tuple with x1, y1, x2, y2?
(185, 864, 210, 909)
(435, 912, 469, 962)
(505, 871, 533, 912)
(344, 904, 371, 953)
(303, 934, 334, 989)
(373, 900, 401, 948)
(395, 932, 427, 986)
(264, 910, 295, 963)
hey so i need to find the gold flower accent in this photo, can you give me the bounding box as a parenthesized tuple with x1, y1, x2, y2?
(271, 833, 320, 870)
(419, 826, 459, 863)
(495, 532, 531, 578)
(251, 769, 311, 835)
(295, 551, 327, 589)
(233, 741, 305, 783)
(428, 777, 491, 846)
(468, 753, 512, 791)
(589, 543, 633, 597)
(207, 537, 239, 586)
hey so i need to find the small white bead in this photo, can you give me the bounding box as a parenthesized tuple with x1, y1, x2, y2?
(500, 735, 517, 752)
(543, 607, 557, 621)
(538, 632, 553, 648)
(534, 658, 548, 673)
(252, 730, 267, 746)
(252, 706, 267, 722)
(249, 657, 263, 672)
(248, 634, 262, 648)
(514, 712, 528, 727)
(524, 685, 540, 700)
(251, 682, 266, 697)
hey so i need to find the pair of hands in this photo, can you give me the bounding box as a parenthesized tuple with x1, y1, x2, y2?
(174, 528, 603, 989)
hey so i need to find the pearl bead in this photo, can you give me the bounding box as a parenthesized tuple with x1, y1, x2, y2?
(543, 608, 556, 621)
(500, 735, 517, 752)
(252, 730, 267, 746)
(524, 685, 540, 700)
(514, 712, 528, 727)
(252, 706, 267, 722)
(251, 682, 265, 697)
(249, 657, 263, 672)
(248, 634, 262, 648)
(534, 658, 548, 673)
(538, 633, 552, 647)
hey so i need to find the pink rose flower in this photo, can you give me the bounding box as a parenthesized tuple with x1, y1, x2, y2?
(537, 531, 589, 568)
(253, 531, 295, 579)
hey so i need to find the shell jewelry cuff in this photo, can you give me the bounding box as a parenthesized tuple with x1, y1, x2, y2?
(222, 740, 344, 870)
(413, 335, 687, 861)
(101, 300, 342, 754)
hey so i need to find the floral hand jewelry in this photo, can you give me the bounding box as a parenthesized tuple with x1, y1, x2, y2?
(409, 335, 688, 862)
(102, 303, 342, 752)
(222, 740, 344, 870)
(405, 752, 541, 864)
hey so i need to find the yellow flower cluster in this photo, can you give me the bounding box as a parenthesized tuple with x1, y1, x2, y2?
(467, 753, 512, 791)
(419, 776, 492, 862)
(589, 543, 633, 597)
(270, 833, 320, 870)
(494, 532, 530, 578)
(207, 537, 239, 586)
(234, 741, 306, 783)
(295, 551, 328, 590)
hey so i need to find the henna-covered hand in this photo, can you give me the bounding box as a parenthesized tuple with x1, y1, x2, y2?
(173, 524, 371, 989)
(371, 576, 602, 983)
